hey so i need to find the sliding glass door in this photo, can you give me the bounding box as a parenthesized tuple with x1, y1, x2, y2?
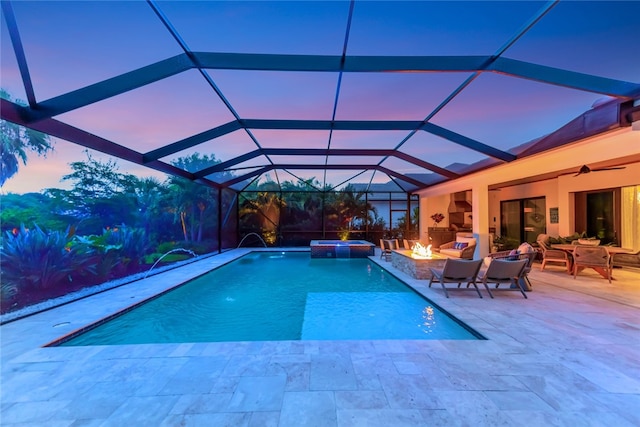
(500, 197, 546, 248)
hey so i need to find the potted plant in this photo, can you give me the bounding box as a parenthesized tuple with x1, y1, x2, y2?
(430, 213, 445, 228)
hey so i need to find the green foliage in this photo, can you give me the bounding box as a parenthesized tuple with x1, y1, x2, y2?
(0, 224, 96, 290)
(62, 150, 129, 200)
(76, 226, 150, 278)
(169, 153, 222, 242)
(104, 226, 150, 265)
(52, 151, 140, 233)
(156, 241, 180, 254)
(329, 184, 377, 232)
(156, 239, 214, 254)
(0, 89, 54, 186)
(0, 192, 74, 232)
(395, 206, 419, 239)
(1, 282, 18, 302)
(239, 190, 285, 239)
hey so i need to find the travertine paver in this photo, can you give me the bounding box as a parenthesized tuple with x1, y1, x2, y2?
(1, 248, 639, 426)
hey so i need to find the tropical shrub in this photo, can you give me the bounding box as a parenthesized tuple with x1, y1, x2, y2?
(0, 224, 96, 291)
(76, 225, 151, 279)
(1, 282, 18, 302)
(106, 226, 150, 269)
(156, 241, 180, 254)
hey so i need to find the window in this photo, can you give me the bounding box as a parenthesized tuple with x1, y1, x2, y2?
(500, 197, 546, 247)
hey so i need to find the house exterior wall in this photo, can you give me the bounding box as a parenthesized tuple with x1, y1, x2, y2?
(416, 127, 640, 258)
(489, 179, 560, 239)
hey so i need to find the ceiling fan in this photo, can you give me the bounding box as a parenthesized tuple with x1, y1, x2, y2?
(573, 164, 626, 177)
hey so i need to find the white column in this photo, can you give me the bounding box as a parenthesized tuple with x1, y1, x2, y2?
(471, 183, 490, 259)
(419, 196, 430, 243)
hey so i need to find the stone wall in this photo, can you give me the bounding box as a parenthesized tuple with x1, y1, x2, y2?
(391, 250, 448, 280)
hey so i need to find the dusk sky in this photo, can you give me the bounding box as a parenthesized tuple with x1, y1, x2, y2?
(1, 1, 639, 194)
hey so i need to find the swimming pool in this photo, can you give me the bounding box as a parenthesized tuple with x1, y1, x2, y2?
(56, 252, 483, 345)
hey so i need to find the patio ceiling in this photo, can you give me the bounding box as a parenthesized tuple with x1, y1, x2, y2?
(1, 0, 639, 193)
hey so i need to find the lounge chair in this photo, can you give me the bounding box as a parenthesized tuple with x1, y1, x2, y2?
(477, 258, 529, 298)
(484, 242, 537, 291)
(573, 245, 611, 283)
(379, 239, 397, 261)
(403, 239, 420, 250)
(428, 259, 483, 298)
(439, 232, 476, 259)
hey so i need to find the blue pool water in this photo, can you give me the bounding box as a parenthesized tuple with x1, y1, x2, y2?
(59, 252, 482, 345)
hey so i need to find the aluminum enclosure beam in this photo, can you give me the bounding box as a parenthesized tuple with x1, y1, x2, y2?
(20, 54, 640, 122)
(0, 99, 221, 189)
(144, 119, 516, 164)
(221, 164, 428, 188)
(193, 148, 459, 180)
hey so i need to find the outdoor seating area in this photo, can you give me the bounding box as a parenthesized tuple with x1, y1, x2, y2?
(438, 232, 477, 259)
(401, 230, 637, 299)
(426, 253, 531, 299)
(538, 235, 634, 283)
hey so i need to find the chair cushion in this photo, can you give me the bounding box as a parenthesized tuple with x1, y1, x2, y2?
(453, 242, 469, 250)
(456, 236, 476, 246)
(440, 249, 463, 258)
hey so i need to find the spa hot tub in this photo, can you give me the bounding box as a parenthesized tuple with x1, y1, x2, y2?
(310, 240, 376, 258)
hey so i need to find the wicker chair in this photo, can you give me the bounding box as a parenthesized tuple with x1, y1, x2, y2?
(573, 246, 611, 283)
(536, 234, 571, 273)
(612, 250, 640, 269)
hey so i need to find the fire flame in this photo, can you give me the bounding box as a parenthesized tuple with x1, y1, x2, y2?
(411, 242, 433, 259)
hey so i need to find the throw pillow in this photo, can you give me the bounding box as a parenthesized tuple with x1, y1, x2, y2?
(453, 242, 469, 250)
(517, 242, 534, 253)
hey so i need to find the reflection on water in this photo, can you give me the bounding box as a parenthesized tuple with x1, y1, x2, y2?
(421, 306, 436, 334)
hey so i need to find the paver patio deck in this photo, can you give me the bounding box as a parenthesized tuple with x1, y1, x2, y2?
(1, 248, 639, 426)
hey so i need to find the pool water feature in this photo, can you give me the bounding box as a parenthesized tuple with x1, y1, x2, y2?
(57, 252, 483, 345)
(310, 240, 376, 258)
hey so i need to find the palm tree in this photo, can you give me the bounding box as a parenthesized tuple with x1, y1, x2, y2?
(0, 89, 53, 186)
(239, 187, 286, 245)
(133, 176, 167, 238)
(335, 184, 376, 235)
(169, 153, 220, 242)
